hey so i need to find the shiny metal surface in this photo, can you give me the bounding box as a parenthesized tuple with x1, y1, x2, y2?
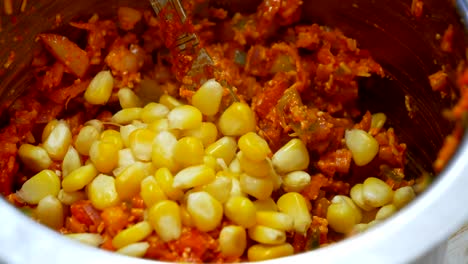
(0, 0, 467, 263)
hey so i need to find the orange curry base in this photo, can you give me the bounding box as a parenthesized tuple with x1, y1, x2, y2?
(0, 0, 435, 262)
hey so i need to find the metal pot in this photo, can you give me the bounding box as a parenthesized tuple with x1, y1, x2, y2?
(0, 0, 467, 263)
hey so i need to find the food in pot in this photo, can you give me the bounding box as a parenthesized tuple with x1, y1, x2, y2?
(1, 0, 427, 262)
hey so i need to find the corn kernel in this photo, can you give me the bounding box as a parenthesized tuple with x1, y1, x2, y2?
(152, 131, 179, 172)
(173, 165, 215, 189)
(43, 120, 72, 160)
(186, 191, 223, 232)
(116, 242, 149, 258)
(327, 195, 362, 234)
(62, 163, 98, 192)
(269, 168, 283, 191)
(148, 118, 169, 133)
(371, 113, 387, 129)
(393, 186, 416, 209)
(128, 128, 156, 162)
(248, 225, 286, 245)
(84, 70, 114, 105)
(100, 129, 124, 150)
(141, 102, 169, 124)
(238, 132, 271, 162)
(277, 192, 312, 234)
(111, 108, 143, 125)
(140, 176, 167, 207)
(282, 171, 311, 193)
(224, 196, 257, 228)
(42, 119, 59, 143)
(36, 195, 64, 229)
(375, 204, 397, 220)
(62, 146, 82, 178)
(154, 167, 184, 201)
(205, 136, 237, 165)
(253, 198, 278, 212)
(247, 243, 294, 261)
(120, 124, 139, 148)
(197, 175, 232, 203)
(230, 177, 247, 198)
(173, 136, 205, 168)
(88, 174, 120, 210)
(218, 102, 256, 136)
(115, 162, 151, 201)
(75, 125, 101, 156)
(256, 211, 293, 231)
(192, 79, 224, 116)
(117, 148, 137, 169)
(84, 119, 104, 133)
(219, 225, 247, 258)
(239, 173, 273, 200)
(345, 129, 379, 166)
(89, 140, 119, 173)
(237, 151, 272, 178)
(167, 105, 202, 130)
(203, 155, 218, 171)
(228, 157, 242, 174)
(148, 200, 182, 242)
(182, 122, 218, 147)
(112, 221, 153, 249)
(350, 183, 374, 211)
(66, 233, 103, 247)
(18, 144, 52, 172)
(17, 170, 60, 204)
(362, 177, 394, 207)
(57, 189, 85, 205)
(159, 94, 183, 109)
(180, 204, 194, 227)
(118, 87, 142, 109)
(272, 138, 309, 174)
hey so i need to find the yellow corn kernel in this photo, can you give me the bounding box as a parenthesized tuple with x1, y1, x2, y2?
(120, 124, 139, 148)
(272, 138, 309, 174)
(186, 191, 223, 232)
(17, 170, 60, 204)
(182, 122, 218, 147)
(247, 243, 294, 262)
(112, 221, 153, 249)
(345, 129, 379, 166)
(269, 168, 283, 191)
(128, 128, 156, 162)
(362, 177, 394, 207)
(219, 225, 247, 258)
(148, 200, 182, 242)
(248, 225, 286, 245)
(375, 204, 397, 220)
(277, 192, 312, 234)
(36, 195, 64, 229)
(18, 144, 52, 172)
(159, 94, 183, 109)
(66, 233, 104, 247)
(62, 163, 98, 192)
(116, 242, 149, 258)
(43, 120, 72, 160)
(75, 125, 100, 156)
(350, 223, 369, 235)
(256, 211, 293, 231)
(173, 165, 215, 189)
(148, 118, 169, 133)
(238, 132, 271, 162)
(154, 167, 184, 201)
(205, 136, 237, 165)
(111, 108, 143, 125)
(167, 105, 202, 130)
(100, 129, 124, 150)
(117, 148, 137, 169)
(253, 198, 278, 212)
(371, 113, 387, 129)
(115, 162, 151, 201)
(224, 196, 257, 228)
(350, 183, 374, 211)
(152, 131, 179, 172)
(180, 204, 194, 227)
(393, 186, 416, 209)
(239, 173, 273, 200)
(327, 195, 362, 234)
(203, 155, 218, 171)
(197, 175, 232, 203)
(237, 151, 272, 178)
(140, 176, 167, 207)
(218, 102, 256, 136)
(282, 171, 311, 193)
(84, 70, 114, 105)
(228, 157, 242, 174)
(173, 137, 204, 168)
(230, 177, 247, 198)
(84, 119, 104, 133)
(88, 174, 120, 210)
(141, 102, 169, 124)
(62, 146, 82, 178)
(57, 189, 85, 206)
(118, 87, 143, 109)
(89, 140, 119, 174)
(192, 79, 224, 116)
(42, 119, 59, 143)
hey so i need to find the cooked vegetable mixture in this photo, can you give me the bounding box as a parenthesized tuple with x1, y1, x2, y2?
(2, 0, 421, 262)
